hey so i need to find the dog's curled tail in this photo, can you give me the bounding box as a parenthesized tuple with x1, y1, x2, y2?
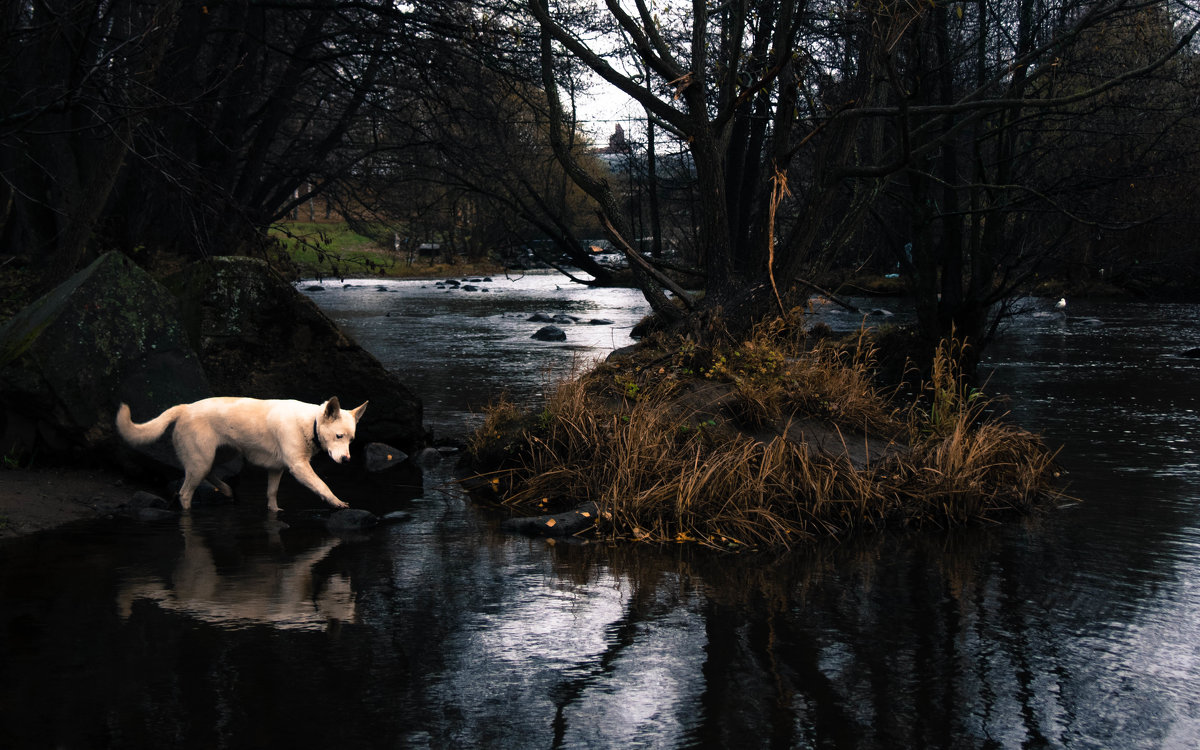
(115, 403, 179, 446)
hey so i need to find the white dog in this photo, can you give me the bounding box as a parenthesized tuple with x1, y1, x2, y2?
(116, 396, 368, 512)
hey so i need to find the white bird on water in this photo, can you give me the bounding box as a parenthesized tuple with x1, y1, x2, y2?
(1056, 297, 1067, 310)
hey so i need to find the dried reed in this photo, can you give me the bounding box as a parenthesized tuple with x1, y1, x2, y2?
(468, 326, 1065, 551)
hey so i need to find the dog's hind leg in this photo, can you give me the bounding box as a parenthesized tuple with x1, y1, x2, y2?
(266, 469, 284, 513)
(177, 469, 209, 511)
(174, 424, 218, 512)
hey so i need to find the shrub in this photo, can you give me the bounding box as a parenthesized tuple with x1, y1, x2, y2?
(468, 325, 1065, 550)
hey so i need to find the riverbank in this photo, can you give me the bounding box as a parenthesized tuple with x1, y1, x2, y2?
(0, 467, 137, 539)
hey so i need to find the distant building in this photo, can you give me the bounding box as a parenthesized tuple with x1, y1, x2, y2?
(598, 123, 631, 155)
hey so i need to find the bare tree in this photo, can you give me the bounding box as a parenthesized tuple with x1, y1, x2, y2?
(0, 0, 183, 284)
(525, 0, 1200, 358)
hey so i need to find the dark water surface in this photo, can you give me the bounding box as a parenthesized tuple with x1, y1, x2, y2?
(2, 277, 1198, 748)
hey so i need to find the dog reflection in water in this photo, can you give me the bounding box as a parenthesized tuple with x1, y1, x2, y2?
(116, 516, 354, 631)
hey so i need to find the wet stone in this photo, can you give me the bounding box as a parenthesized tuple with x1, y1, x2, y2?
(326, 508, 379, 532)
(532, 325, 567, 342)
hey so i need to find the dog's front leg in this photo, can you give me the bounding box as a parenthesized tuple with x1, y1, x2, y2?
(266, 469, 284, 513)
(287, 461, 349, 509)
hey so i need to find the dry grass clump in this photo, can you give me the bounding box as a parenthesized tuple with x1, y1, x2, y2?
(468, 324, 1065, 551)
(893, 338, 1064, 523)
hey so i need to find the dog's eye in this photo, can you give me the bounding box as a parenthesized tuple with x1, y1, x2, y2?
(336, 433, 345, 439)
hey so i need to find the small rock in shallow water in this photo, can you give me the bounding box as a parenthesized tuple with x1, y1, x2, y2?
(364, 442, 407, 472)
(326, 508, 378, 532)
(413, 447, 443, 467)
(128, 491, 169, 509)
(127, 507, 178, 523)
(532, 325, 567, 341)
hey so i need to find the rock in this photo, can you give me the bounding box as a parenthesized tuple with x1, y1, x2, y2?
(587, 319, 614, 326)
(461, 285, 479, 292)
(1183, 347, 1200, 358)
(532, 325, 567, 342)
(412, 446, 443, 467)
(380, 511, 412, 524)
(126, 507, 179, 523)
(0, 253, 426, 473)
(502, 502, 599, 537)
(326, 508, 378, 532)
(128, 491, 169, 509)
(552, 314, 578, 325)
(364, 442, 408, 472)
(166, 257, 424, 452)
(0, 252, 211, 462)
(528, 312, 556, 323)
(282, 509, 331, 528)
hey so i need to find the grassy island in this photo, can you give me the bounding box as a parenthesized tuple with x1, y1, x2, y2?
(467, 315, 1065, 551)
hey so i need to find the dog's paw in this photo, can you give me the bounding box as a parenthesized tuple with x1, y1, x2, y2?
(330, 499, 349, 509)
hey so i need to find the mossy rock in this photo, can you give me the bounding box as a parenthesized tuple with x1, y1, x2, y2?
(0, 252, 210, 461)
(165, 256, 425, 451)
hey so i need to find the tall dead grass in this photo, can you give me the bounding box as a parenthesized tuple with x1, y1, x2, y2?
(469, 326, 1065, 551)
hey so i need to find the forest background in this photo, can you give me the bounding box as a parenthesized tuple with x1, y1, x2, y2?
(2, 0, 1198, 364)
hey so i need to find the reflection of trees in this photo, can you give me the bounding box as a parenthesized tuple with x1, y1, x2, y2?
(534, 515, 1181, 747)
(3, 454, 1193, 746)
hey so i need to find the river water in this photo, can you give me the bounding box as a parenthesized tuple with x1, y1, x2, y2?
(1, 274, 1198, 748)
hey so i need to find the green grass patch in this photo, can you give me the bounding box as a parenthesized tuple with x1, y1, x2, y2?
(270, 221, 397, 277)
(270, 221, 503, 279)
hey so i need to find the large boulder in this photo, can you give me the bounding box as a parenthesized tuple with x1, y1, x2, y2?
(0, 252, 210, 461)
(0, 252, 426, 464)
(164, 256, 425, 451)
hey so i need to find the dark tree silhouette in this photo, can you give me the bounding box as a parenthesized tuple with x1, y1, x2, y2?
(525, 0, 1200, 359)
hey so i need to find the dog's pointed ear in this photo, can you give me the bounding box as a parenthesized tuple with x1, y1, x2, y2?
(323, 397, 341, 420)
(350, 401, 368, 422)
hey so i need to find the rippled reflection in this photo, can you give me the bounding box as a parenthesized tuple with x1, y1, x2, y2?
(117, 516, 354, 631)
